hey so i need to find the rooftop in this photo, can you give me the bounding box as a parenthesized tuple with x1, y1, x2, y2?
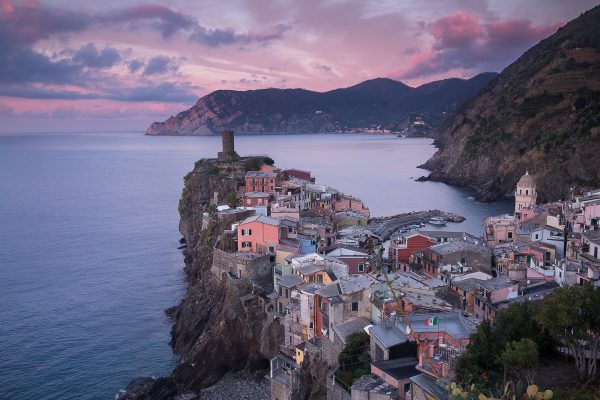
(583, 230, 600, 244)
(337, 274, 376, 294)
(410, 374, 448, 400)
(517, 171, 536, 188)
(332, 318, 370, 344)
(479, 276, 514, 291)
(246, 171, 277, 178)
(416, 230, 478, 240)
(400, 311, 476, 339)
(372, 358, 419, 381)
(453, 278, 484, 291)
(244, 191, 270, 198)
(277, 274, 305, 288)
(369, 324, 408, 348)
(239, 214, 281, 227)
(429, 241, 491, 256)
(351, 374, 398, 396)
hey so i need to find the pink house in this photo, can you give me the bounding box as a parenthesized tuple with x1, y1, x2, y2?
(243, 191, 271, 207)
(334, 195, 370, 218)
(473, 277, 519, 320)
(245, 171, 278, 194)
(237, 215, 283, 253)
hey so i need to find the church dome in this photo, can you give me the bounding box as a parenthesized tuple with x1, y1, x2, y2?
(517, 171, 535, 188)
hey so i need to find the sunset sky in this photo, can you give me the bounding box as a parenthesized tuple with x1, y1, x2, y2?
(0, 0, 597, 132)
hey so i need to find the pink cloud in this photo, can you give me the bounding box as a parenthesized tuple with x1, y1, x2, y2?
(429, 12, 483, 49)
(485, 19, 560, 48)
(394, 10, 561, 81)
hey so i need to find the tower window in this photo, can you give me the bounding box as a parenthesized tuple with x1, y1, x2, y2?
(526, 190, 529, 195)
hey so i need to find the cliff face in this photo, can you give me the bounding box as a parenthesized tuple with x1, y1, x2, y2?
(423, 6, 600, 202)
(169, 159, 283, 391)
(119, 158, 283, 399)
(145, 74, 496, 136)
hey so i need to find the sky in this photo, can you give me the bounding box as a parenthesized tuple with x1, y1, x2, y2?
(0, 0, 597, 132)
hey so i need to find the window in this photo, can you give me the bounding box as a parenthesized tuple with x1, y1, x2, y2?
(285, 288, 289, 298)
(460, 257, 466, 264)
(526, 189, 529, 195)
(358, 263, 365, 272)
(268, 246, 275, 253)
(508, 232, 513, 239)
(241, 241, 252, 248)
(278, 286, 282, 296)
(288, 227, 293, 233)
(351, 301, 358, 311)
(241, 229, 252, 236)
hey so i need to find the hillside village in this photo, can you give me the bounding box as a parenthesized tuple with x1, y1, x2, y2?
(189, 131, 600, 400)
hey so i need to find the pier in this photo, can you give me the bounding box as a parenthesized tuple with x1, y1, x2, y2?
(368, 210, 465, 240)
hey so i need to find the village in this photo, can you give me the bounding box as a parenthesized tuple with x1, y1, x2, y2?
(198, 131, 600, 400)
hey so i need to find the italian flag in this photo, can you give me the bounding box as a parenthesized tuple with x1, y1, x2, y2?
(424, 316, 438, 326)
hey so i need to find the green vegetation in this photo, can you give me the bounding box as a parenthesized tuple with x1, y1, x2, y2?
(225, 192, 240, 208)
(500, 339, 539, 386)
(336, 332, 371, 388)
(245, 156, 275, 171)
(455, 302, 552, 389)
(456, 284, 600, 397)
(537, 284, 600, 382)
(518, 93, 564, 118)
(447, 381, 553, 400)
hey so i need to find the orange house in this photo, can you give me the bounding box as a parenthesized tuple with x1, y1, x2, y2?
(237, 215, 282, 253)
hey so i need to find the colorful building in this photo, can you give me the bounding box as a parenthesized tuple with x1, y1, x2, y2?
(237, 215, 283, 253)
(245, 171, 278, 194)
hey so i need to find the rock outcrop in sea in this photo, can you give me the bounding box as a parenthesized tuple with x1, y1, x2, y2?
(118, 158, 284, 399)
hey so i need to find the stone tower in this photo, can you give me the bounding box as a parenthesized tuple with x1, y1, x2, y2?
(515, 171, 537, 214)
(218, 130, 239, 161)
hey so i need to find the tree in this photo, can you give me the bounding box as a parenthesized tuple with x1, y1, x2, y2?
(225, 192, 239, 208)
(337, 332, 370, 387)
(538, 284, 600, 382)
(455, 302, 551, 389)
(500, 338, 539, 386)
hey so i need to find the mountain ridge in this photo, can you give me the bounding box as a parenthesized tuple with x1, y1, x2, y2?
(145, 73, 497, 136)
(422, 6, 600, 202)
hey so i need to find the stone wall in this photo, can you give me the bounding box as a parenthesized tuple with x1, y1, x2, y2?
(211, 248, 273, 289)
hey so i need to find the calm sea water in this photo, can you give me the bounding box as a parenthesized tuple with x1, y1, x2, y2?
(0, 133, 511, 400)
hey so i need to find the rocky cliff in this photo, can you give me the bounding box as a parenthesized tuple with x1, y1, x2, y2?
(145, 74, 496, 136)
(118, 158, 283, 400)
(422, 6, 600, 202)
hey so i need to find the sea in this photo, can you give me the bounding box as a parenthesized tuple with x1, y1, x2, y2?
(0, 132, 511, 400)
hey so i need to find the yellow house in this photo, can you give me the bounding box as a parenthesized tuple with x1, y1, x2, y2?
(295, 342, 306, 364)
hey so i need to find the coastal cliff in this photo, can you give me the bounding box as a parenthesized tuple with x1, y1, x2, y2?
(145, 74, 496, 136)
(422, 6, 600, 202)
(118, 158, 283, 399)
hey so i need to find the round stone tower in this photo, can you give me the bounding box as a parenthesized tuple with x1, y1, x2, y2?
(218, 130, 239, 161)
(222, 130, 235, 155)
(515, 171, 537, 214)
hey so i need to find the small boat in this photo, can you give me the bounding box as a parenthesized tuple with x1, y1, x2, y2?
(429, 217, 446, 226)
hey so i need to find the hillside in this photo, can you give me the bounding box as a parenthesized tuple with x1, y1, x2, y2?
(422, 6, 600, 202)
(145, 74, 496, 135)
